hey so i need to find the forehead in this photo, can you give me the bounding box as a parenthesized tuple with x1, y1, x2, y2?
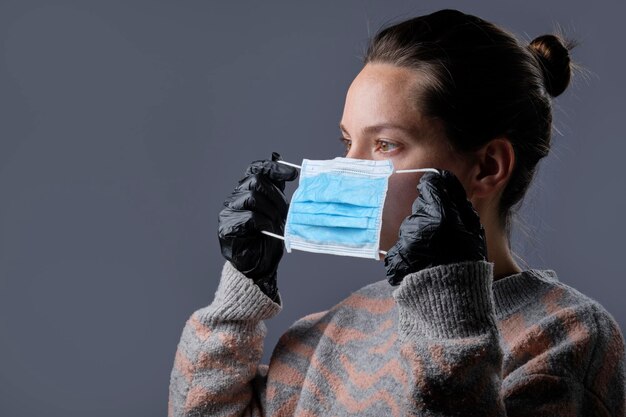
(351, 62, 420, 88)
(343, 63, 426, 127)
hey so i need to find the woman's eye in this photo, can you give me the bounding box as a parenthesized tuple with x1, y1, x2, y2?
(339, 137, 351, 154)
(377, 140, 398, 153)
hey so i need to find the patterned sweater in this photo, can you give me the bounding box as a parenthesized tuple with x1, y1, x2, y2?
(168, 260, 625, 416)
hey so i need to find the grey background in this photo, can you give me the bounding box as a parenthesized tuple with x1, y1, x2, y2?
(0, 1, 623, 415)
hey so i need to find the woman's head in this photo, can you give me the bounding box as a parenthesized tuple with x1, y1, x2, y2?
(339, 8, 577, 254)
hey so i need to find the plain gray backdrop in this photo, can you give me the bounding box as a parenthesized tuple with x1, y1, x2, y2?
(1, 1, 624, 415)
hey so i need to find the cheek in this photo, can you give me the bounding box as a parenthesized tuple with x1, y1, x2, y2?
(382, 174, 420, 227)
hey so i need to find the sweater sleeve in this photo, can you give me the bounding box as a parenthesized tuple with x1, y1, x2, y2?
(168, 261, 282, 417)
(391, 260, 626, 417)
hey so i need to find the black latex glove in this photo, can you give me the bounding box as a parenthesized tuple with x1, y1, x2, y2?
(384, 169, 488, 286)
(218, 152, 299, 301)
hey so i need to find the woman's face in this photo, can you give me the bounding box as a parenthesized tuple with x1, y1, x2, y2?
(338, 63, 474, 257)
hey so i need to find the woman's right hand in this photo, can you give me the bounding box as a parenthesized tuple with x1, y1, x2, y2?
(217, 153, 299, 300)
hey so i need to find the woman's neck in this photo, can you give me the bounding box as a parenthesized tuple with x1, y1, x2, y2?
(484, 224, 523, 281)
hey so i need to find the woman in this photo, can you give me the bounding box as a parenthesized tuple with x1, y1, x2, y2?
(168, 8, 625, 416)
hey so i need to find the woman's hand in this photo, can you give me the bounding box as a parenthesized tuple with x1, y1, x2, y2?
(218, 152, 299, 300)
(384, 169, 488, 286)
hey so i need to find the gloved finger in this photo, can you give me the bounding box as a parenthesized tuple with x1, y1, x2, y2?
(224, 187, 288, 220)
(383, 242, 404, 286)
(415, 169, 471, 217)
(439, 170, 472, 210)
(413, 172, 447, 219)
(245, 160, 299, 192)
(218, 207, 275, 239)
(416, 170, 446, 201)
(235, 174, 289, 211)
(429, 169, 482, 232)
(399, 210, 440, 244)
(384, 240, 415, 286)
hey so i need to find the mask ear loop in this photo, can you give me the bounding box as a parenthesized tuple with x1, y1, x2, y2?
(274, 160, 301, 169)
(260, 162, 442, 256)
(260, 160, 300, 241)
(395, 168, 441, 174)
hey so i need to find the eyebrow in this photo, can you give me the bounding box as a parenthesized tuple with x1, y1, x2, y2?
(339, 122, 417, 136)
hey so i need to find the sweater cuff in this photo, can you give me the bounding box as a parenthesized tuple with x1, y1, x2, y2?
(392, 260, 495, 339)
(197, 261, 283, 324)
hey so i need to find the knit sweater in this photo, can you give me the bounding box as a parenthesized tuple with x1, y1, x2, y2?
(168, 259, 625, 416)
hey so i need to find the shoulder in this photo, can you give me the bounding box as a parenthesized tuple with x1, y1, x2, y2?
(501, 274, 625, 413)
(539, 278, 623, 346)
(501, 274, 624, 384)
(499, 268, 622, 341)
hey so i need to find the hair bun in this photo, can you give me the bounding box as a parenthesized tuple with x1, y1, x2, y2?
(528, 34, 574, 98)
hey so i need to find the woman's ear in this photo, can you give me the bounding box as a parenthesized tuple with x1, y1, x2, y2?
(469, 137, 515, 201)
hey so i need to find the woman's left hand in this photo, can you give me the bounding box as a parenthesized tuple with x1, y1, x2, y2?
(384, 169, 488, 286)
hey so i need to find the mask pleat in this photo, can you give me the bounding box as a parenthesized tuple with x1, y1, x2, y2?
(286, 224, 378, 245)
(288, 212, 375, 229)
(296, 173, 386, 207)
(288, 201, 378, 217)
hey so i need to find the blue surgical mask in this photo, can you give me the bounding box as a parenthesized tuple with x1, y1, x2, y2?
(261, 156, 440, 259)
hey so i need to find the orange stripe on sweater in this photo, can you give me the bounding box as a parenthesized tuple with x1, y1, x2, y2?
(507, 307, 592, 377)
(290, 409, 322, 417)
(529, 306, 591, 373)
(174, 349, 194, 384)
(275, 331, 316, 358)
(266, 359, 305, 395)
(217, 330, 264, 365)
(592, 318, 625, 398)
(339, 389, 402, 416)
(338, 351, 409, 388)
(426, 336, 496, 377)
(196, 350, 239, 374)
(309, 351, 403, 416)
(315, 321, 372, 345)
(336, 293, 395, 315)
(541, 286, 567, 315)
(302, 378, 330, 411)
(272, 391, 301, 417)
(189, 313, 213, 341)
(428, 338, 504, 412)
(368, 332, 398, 355)
(299, 311, 328, 323)
(559, 308, 593, 368)
(268, 353, 331, 409)
(511, 321, 554, 375)
(184, 384, 253, 410)
(167, 396, 174, 417)
(499, 310, 527, 353)
(399, 343, 427, 388)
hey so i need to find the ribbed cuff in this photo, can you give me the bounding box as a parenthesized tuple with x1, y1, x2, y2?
(392, 260, 496, 339)
(197, 261, 283, 324)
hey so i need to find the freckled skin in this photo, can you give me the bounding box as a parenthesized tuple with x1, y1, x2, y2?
(339, 63, 474, 255)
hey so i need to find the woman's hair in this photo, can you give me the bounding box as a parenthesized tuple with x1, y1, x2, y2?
(362, 8, 580, 242)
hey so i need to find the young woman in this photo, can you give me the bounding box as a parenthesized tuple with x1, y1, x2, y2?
(169, 8, 625, 416)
